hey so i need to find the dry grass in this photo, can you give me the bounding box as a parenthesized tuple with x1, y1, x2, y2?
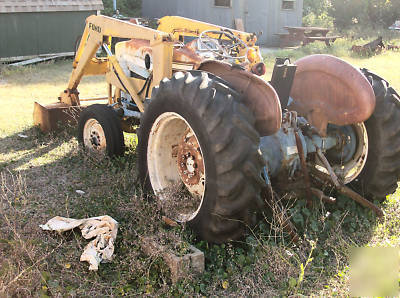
(0, 47, 399, 296)
(264, 37, 400, 91)
(0, 59, 105, 137)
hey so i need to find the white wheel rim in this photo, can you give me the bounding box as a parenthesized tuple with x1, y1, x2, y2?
(316, 123, 368, 184)
(83, 118, 107, 154)
(333, 122, 368, 184)
(147, 112, 206, 222)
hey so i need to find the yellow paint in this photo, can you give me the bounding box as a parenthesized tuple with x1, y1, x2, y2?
(158, 16, 257, 45)
(59, 15, 173, 107)
(157, 16, 262, 66)
(56, 14, 262, 112)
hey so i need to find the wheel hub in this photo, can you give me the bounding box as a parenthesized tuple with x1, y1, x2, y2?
(177, 131, 205, 187)
(83, 118, 106, 153)
(326, 123, 368, 184)
(90, 131, 101, 148)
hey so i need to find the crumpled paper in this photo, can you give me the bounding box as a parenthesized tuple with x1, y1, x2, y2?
(40, 215, 118, 271)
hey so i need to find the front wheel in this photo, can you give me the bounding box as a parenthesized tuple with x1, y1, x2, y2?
(138, 71, 265, 243)
(78, 104, 125, 157)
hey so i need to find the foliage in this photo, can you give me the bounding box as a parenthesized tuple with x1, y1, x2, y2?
(303, 0, 400, 30)
(303, 0, 332, 16)
(101, 0, 141, 17)
(303, 11, 334, 28)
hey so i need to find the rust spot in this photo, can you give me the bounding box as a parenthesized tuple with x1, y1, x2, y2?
(173, 40, 203, 68)
(125, 38, 203, 68)
(177, 132, 204, 186)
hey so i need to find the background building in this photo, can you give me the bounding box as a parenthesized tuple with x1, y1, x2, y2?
(0, 0, 104, 60)
(142, 0, 304, 45)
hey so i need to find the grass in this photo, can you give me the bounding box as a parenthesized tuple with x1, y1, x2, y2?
(0, 60, 106, 137)
(0, 39, 399, 296)
(263, 36, 400, 90)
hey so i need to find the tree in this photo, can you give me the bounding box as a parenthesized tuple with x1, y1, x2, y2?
(303, 0, 334, 27)
(102, 0, 141, 17)
(304, 0, 400, 29)
(330, 0, 400, 29)
(303, 0, 331, 16)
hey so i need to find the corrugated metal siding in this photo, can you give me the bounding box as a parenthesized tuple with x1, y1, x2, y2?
(0, 0, 103, 13)
(0, 10, 94, 58)
(142, 0, 303, 45)
(245, 0, 270, 44)
(143, 0, 244, 30)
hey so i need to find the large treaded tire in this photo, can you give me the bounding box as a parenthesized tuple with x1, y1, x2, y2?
(78, 104, 125, 157)
(138, 71, 265, 243)
(355, 69, 400, 200)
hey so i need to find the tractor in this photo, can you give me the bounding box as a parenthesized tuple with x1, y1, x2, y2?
(34, 15, 400, 243)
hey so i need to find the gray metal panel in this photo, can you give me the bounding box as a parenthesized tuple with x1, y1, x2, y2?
(246, 0, 270, 45)
(142, 0, 303, 46)
(142, 0, 178, 18)
(143, 0, 244, 29)
(260, 0, 304, 45)
(0, 11, 93, 58)
(0, 1, 103, 13)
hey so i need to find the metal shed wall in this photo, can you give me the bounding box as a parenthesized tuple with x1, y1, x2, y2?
(0, 0, 104, 59)
(0, 1, 104, 13)
(142, 0, 303, 45)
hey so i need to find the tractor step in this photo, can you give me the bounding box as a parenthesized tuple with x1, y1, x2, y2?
(33, 102, 82, 132)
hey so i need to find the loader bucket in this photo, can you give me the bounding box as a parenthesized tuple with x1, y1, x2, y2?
(33, 102, 81, 132)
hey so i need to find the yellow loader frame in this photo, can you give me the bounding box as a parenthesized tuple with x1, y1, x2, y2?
(34, 15, 261, 131)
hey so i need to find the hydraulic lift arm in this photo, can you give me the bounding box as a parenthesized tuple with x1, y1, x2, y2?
(59, 15, 174, 111)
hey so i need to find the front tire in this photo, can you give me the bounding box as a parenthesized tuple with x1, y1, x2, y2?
(138, 71, 265, 243)
(78, 104, 124, 157)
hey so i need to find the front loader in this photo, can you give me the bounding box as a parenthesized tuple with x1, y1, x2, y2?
(34, 15, 400, 243)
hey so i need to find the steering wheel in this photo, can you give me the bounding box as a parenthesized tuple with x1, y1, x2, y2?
(198, 30, 249, 60)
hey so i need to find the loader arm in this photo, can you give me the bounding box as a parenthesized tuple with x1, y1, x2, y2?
(158, 16, 257, 46)
(157, 16, 263, 65)
(59, 15, 174, 109)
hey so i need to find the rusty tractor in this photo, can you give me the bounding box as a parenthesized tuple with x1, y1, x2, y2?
(34, 15, 400, 243)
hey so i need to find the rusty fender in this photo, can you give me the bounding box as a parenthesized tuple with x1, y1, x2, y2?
(199, 60, 282, 136)
(289, 54, 376, 136)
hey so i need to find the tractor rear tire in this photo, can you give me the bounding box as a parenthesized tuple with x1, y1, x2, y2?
(355, 69, 400, 200)
(137, 71, 265, 243)
(78, 104, 124, 157)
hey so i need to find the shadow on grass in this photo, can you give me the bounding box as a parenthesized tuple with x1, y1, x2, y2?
(0, 124, 396, 296)
(0, 125, 158, 296)
(0, 126, 77, 172)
